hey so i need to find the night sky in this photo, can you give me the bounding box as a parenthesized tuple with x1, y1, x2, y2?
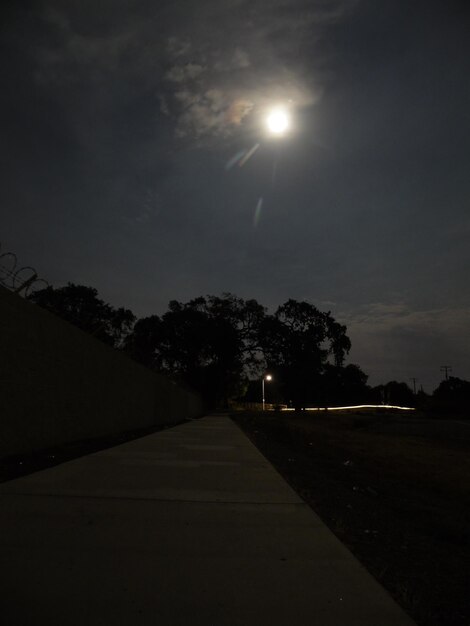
(2, 0, 469, 391)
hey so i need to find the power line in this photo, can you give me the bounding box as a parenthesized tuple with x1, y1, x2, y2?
(440, 365, 452, 380)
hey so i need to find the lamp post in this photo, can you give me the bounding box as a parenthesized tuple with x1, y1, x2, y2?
(262, 374, 272, 411)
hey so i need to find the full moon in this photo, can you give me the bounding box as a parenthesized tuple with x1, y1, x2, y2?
(266, 109, 290, 135)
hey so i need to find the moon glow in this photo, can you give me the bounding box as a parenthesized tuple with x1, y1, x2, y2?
(266, 109, 290, 135)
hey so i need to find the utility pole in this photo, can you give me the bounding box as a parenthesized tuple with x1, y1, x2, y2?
(262, 374, 272, 411)
(410, 377, 417, 394)
(440, 365, 452, 380)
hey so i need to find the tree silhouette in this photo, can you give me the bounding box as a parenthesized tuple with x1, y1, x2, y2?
(124, 294, 266, 407)
(259, 299, 352, 410)
(124, 315, 162, 368)
(432, 376, 470, 414)
(322, 363, 369, 406)
(29, 284, 366, 409)
(28, 283, 135, 347)
(370, 381, 414, 406)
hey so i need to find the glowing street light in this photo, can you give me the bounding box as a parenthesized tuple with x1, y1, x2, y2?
(262, 374, 272, 411)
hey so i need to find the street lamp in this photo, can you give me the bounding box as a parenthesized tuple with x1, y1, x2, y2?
(262, 374, 272, 411)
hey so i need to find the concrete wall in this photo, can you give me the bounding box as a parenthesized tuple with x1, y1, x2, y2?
(0, 287, 204, 457)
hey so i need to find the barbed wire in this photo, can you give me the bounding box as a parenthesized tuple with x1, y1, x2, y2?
(0, 242, 49, 297)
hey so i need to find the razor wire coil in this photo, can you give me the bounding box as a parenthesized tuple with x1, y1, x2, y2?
(0, 242, 49, 297)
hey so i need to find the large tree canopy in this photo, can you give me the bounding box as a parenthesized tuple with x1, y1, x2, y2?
(321, 364, 369, 406)
(28, 283, 135, 348)
(29, 283, 362, 408)
(432, 376, 470, 414)
(124, 294, 266, 407)
(259, 299, 352, 410)
(126, 295, 359, 408)
(369, 381, 415, 407)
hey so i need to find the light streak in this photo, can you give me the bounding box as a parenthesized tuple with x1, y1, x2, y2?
(225, 149, 247, 171)
(253, 197, 263, 228)
(282, 405, 416, 412)
(239, 142, 260, 167)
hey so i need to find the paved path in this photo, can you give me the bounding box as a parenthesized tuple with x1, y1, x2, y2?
(0, 415, 415, 625)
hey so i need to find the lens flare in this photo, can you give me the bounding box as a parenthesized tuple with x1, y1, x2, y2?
(225, 149, 246, 170)
(253, 197, 263, 228)
(239, 143, 260, 167)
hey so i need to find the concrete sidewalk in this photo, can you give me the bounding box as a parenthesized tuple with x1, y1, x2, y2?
(0, 415, 415, 625)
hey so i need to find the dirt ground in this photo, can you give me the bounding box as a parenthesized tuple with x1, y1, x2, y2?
(232, 410, 470, 626)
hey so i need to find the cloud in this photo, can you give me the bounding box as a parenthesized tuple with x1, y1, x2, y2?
(160, 0, 356, 140)
(232, 48, 250, 69)
(340, 302, 470, 389)
(121, 188, 163, 225)
(33, 6, 136, 87)
(165, 63, 205, 83)
(17, 0, 358, 144)
(166, 36, 191, 58)
(344, 302, 470, 335)
(162, 36, 257, 139)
